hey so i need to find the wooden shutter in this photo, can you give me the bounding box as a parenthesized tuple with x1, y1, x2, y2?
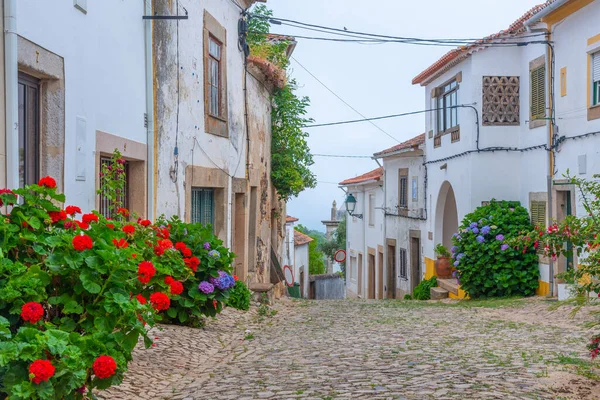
(399, 176, 408, 208)
(399, 248, 407, 279)
(593, 52, 600, 83)
(530, 200, 546, 229)
(530, 66, 546, 119)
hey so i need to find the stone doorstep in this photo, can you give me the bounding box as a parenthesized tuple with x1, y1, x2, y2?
(248, 283, 275, 306)
(430, 287, 449, 300)
(438, 278, 460, 295)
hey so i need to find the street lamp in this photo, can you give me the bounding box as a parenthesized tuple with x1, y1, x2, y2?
(345, 193, 363, 219)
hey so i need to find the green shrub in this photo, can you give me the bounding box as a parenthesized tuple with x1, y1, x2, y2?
(226, 280, 252, 311)
(403, 294, 413, 300)
(413, 277, 438, 300)
(452, 200, 539, 298)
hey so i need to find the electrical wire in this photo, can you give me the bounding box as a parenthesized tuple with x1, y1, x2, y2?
(291, 57, 400, 143)
(313, 154, 373, 159)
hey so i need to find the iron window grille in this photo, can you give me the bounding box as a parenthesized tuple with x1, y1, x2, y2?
(192, 188, 215, 227)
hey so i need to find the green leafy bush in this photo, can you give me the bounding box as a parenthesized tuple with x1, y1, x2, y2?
(413, 277, 438, 300)
(0, 177, 235, 398)
(226, 280, 252, 311)
(452, 200, 539, 298)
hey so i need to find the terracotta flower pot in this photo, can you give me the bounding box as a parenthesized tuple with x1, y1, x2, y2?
(435, 257, 452, 279)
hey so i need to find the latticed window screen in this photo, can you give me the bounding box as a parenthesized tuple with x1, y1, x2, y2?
(99, 157, 129, 218)
(399, 248, 407, 279)
(482, 76, 520, 126)
(191, 188, 214, 226)
(530, 66, 546, 120)
(399, 176, 408, 209)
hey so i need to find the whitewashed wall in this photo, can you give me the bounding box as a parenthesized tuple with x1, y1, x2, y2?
(17, 0, 147, 210)
(294, 243, 310, 298)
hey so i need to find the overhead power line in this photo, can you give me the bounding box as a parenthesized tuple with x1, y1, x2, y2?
(291, 57, 400, 143)
(313, 154, 373, 159)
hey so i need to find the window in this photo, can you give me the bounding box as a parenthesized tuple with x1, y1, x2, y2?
(592, 52, 600, 106)
(399, 248, 407, 279)
(204, 11, 228, 137)
(192, 188, 214, 226)
(530, 200, 546, 230)
(368, 194, 375, 226)
(437, 80, 459, 133)
(99, 157, 129, 218)
(530, 65, 546, 120)
(18, 73, 40, 188)
(208, 36, 222, 117)
(399, 175, 408, 209)
(482, 76, 520, 126)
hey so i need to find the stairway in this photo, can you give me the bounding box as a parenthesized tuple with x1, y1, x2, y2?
(437, 278, 460, 296)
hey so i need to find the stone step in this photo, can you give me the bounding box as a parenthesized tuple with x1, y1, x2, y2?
(430, 287, 449, 300)
(438, 278, 460, 295)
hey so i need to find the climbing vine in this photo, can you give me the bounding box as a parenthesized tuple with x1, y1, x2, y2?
(248, 5, 317, 202)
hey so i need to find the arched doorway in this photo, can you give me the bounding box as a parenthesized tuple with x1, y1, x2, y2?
(435, 181, 458, 250)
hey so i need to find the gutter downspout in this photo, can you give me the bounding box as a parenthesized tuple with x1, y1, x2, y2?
(144, 0, 155, 221)
(4, 0, 17, 190)
(523, 0, 569, 28)
(374, 157, 387, 299)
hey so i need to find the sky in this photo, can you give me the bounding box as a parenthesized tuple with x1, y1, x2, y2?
(269, 0, 542, 231)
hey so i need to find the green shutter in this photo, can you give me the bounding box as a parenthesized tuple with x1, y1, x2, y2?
(191, 188, 214, 227)
(530, 66, 546, 120)
(530, 200, 546, 229)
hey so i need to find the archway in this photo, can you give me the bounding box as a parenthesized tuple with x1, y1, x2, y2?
(435, 181, 458, 250)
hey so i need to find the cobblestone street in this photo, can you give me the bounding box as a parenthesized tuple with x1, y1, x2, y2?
(101, 298, 600, 400)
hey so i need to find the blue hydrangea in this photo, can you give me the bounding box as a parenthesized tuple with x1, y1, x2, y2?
(476, 235, 485, 243)
(472, 227, 480, 234)
(453, 260, 459, 267)
(209, 270, 236, 290)
(496, 234, 505, 241)
(208, 250, 220, 259)
(501, 244, 509, 251)
(457, 253, 465, 260)
(451, 246, 458, 254)
(203, 242, 211, 250)
(456, 235, 462, 240)
(469, 222, 478, 229)
(481, 226, 491, 235)
(198, 281, 214, 294)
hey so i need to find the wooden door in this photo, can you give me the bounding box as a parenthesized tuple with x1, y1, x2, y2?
(377, 251, 384, 299)
(357, 253, 363, 298)
(411, 237, 421, 293)
(387, 245, 396, 299)
(368, 254, 376, 299)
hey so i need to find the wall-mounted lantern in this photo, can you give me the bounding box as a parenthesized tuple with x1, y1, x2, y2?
(345, 193, 363, 219)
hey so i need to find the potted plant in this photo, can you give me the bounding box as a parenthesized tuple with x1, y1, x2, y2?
(434, 243, 452, 278)
(555, 269, 577, 301)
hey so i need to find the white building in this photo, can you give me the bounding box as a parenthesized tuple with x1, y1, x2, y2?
(411, 0, 600, 297)
(7, 0, 151, 215)
(373, 134, 427, 299)
(293, 229, 312, 298)
(339, 167, 384, 299)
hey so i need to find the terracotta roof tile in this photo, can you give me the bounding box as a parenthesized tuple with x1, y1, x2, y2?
(412, 2, 550, 86)
(286, 215, 299, 223)
(294, 230, 314, 246)
(339, 167, 384, 186)
(373, 133, 425, 157)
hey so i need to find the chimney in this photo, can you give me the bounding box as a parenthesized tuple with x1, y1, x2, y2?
(331, 200, 337, 221)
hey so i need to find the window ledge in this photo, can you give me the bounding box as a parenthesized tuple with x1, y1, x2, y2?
(529, 118, 546, 130)
(588, 104, 600, 121)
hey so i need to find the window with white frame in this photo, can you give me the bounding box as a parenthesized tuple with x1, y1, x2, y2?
(208, 36, 222, 117)
(399, 175, 408, 209)
(437, 80, 459, 133)
(593, 51, 600, 106)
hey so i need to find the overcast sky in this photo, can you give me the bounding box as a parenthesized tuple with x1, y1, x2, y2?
(270, 0, 542, 231)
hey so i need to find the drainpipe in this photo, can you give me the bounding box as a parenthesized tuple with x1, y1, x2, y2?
(226, 175, 233, 249)
(4, 0, 17, 190)
(144, 0, 155, 220)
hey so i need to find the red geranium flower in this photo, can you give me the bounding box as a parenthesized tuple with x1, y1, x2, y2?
(213, 300, 218, 309)
(154, 246, 164, 256)
(93, 355, 117, 379)
(169, 281, 184, 295)
(135, 294, 147, 304)
(63, 221, 77, 230)
(82, 213, 99, 224)
(106, 223, 115, 229)
(112, 238, 129, 249)
(38, 176, 56, 188)
(158, 239, 173, 249)
(72, 235, 93, 251)
(48, 210, 67, 224)
(29, 360, 55, 384)
(175, 242, 187, 252)
(156, 227, 170, 239)
(184, 256, 200, 272)
(149, 292, 170, 311)
(164, 276, 174, 285)
(139, 219, 151, 227)
(75, 220, 89, 230)
(234, 275, 239, 281)
(65, 205, 81, 216)
(122, 225, 135, 235)
(21, 302, 44, 324)
(0, 188, 16, 207)
(138, 261, 156, 284)
(182, 247, 192, 257)
(117, 208, 130, 217)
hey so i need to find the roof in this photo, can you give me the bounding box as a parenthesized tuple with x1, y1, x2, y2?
(286, 215, 299, 223)
(412, 2, 550, 86)
(373, 133, 425, 158)
(294, 230, 314, 246)
(266, 34, 298, 57)
(339, 167, 384, 186)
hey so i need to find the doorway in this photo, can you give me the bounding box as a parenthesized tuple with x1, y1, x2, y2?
(377, 248, 384, 299)
(368, 253, 376, 299)
(410, 237, 421, 293)
(557, 190, 574, 272)
(387, 241, 397, 299)
(435, 181, 459, 250)
(357, 253, 363, 298)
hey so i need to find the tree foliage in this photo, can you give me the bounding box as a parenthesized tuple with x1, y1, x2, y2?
(296, 225, 326, 275)
(321, 217, 347, 277)
(248, 4, 316, 202)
